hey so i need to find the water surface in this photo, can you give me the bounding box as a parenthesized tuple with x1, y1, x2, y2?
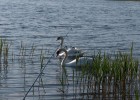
(0, 0, 140, 99)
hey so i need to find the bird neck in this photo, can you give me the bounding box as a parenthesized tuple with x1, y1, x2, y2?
(61, 50, 67, 67)
(60, 39, 64, 48)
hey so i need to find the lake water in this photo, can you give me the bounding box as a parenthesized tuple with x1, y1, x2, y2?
(0, 0, 140, 99)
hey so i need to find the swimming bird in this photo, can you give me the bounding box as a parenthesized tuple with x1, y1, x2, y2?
(56, 36, 84, 58)
(56, 48, 93, 68)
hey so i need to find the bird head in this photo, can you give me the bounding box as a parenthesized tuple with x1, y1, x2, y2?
(56, 36, 63, 41)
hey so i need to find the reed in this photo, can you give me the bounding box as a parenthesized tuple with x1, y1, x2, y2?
(29, 43, 36, 61)
(0, 38, 12, 66)
(58, 44, 139, 99)
(3, 42, 10, 65)
(0, 38, 3, 65)
(40, 48, 44, 70)
(18, 41, 27, 63)
(0, 38, 3, 58)
(0, 37, 139, 99)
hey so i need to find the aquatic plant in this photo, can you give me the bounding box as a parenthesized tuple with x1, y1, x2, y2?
(58, 44, 139, 99)
(0, 36, 139, 99)
(0, 38, 12, 66)
(29, 43, 36, 61)
(39, 47, 46, 71)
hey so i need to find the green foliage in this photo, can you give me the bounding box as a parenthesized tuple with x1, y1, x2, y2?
(59, 44, 140, 99)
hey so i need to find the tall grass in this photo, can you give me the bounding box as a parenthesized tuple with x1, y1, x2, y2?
(0, 37, 48, 73)
(0, 37, 139, 99)
(58, 45, 139, 99)
(0, 38, 12, 66)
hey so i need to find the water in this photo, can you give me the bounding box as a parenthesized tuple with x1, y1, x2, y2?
(0, 0, 140, 99)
